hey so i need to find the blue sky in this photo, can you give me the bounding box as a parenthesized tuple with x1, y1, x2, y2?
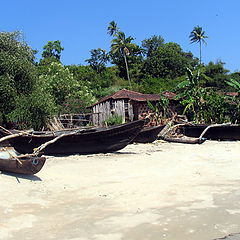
(2, 0, 239, 72)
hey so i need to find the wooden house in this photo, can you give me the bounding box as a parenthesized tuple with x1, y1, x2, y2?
(89, 89, 176, 126)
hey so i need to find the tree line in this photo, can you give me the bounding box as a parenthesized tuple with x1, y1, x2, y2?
(0, 22, 240, 130)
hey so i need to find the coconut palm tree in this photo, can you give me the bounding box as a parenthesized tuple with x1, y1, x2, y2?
(107, 21, 119, 36)
(189, 26, 208, 65)
(111, 31, 134, 87)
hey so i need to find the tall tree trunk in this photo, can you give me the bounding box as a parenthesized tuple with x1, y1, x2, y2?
(123, 53, 131, 87)
(199, 41, 202, 65)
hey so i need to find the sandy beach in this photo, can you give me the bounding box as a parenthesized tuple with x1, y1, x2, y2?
(1, 140, 240, 240)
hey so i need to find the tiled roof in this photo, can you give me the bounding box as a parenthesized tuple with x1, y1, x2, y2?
(226, 92, 238, 97)
(162, 91, 177, 100)
(89, 89, 178, 108)
(90, 89, 161, 107)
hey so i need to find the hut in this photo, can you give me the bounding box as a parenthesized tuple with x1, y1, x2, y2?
(89, 89, 176, 126)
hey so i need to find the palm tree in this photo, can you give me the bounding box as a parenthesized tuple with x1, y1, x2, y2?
(111, 31, 134, 87)
(107, 21, 119, 36)
(189, 26, 208, 65)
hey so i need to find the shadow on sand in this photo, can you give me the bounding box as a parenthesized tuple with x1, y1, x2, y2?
(112, 151, 137, 155)
(1, 171, 42, 183)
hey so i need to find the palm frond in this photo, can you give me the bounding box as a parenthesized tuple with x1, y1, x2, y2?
(176, 80, 190, 90)
(226, 79, 240, 92)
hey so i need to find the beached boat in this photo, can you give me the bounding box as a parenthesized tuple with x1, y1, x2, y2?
(131, 125, 165, 143)
(162, 135, 206, 144)
(2, 120, 145, 155)
(157, 123, 206, 144)
(180, 124, 240, 141)
(0, 148, 46, 175)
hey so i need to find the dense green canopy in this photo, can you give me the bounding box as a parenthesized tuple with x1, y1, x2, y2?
(0, 24, 240, 129)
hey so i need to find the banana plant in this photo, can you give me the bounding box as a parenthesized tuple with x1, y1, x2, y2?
(176, 68, 207, 122)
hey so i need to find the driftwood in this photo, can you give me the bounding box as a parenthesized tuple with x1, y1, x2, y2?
(33, 130, 82, 154)
(1, 147, 23, 165)
(0, 126, 12, 135)
(46, 117, 65, 131)
(158, 122, 193, 139)
(158, 121, 173, 138)
(158, 122, 204, 144)
(0, 130, 44, 159)
(0, 130, 33, 144)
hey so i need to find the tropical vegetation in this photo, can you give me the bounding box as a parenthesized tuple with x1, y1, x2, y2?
(0, 23, 240, 129)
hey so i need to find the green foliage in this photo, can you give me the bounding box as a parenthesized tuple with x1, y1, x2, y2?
(0, 31, 37, 94)
(85, 48, 109, 73)
(0, 31, 41, 127)
(0, 74, 17, 114)
(226, 78, 240, 92)
(225, 78, 240, 122)
(202, 90, 230, 123)
(176, 68, 231, 123)
(189, 26, 208, 45)
(202, 61, 230, 89)
(189, 26, 208, 64)
(39, 62, 77, 105)
(7, 90, 57, 130)
(39, 62, 96, 114)
(41, 40, 64, 60)
(108, 21, 143, 87)
(103, 114, 123, 126)
(140, 77, 182, 94)
(1, 27, 239, 129)
(141, 35, 165, 57)
(147, 94, 170, 121)
(68, 65, 127, 99)
(142, 42, 198, 80)
(176, 68, 207, 121)
(107, 21, 119, 36)
(230, 72, 240, 83)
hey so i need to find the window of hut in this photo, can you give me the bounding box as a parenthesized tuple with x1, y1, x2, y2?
(124, 100, 129, 110)
(110, 101, 116, 110)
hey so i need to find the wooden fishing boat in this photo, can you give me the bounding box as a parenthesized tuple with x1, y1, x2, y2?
(180, 124, 240, 141)
(0, 148, 46, 175)
(131, 125, 165, 143)
(157, 123, 206, 144)
(2, 120, 145, 155)
(162, 136, 206, 144)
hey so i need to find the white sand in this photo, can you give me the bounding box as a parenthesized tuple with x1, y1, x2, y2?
(1, 141, 240, 240)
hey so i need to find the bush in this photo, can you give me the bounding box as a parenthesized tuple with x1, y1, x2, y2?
(103, 114, 123, 126)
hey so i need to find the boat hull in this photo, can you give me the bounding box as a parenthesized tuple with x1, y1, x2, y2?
(180, 124, 240, 141)
(0, 156, 46, 175)
(131, 125, 165, 143)
(8, 120, 145, 155)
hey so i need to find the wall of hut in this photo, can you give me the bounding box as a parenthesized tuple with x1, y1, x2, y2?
(92, 99, 170, 126)
(93, 99, 135, 126)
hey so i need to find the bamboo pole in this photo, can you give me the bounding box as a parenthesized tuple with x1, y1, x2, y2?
(0, 126, 12, 135)
(0, 130, 33, 143)
(33, 130, 82, 154)
(2, 147, 23, 165)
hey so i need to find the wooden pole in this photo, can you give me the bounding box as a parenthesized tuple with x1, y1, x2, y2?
(0, 130, 33, 143)
(33, 130, 84, 154)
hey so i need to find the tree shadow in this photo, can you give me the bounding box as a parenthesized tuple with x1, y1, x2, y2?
(1, 171, 42, 182)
